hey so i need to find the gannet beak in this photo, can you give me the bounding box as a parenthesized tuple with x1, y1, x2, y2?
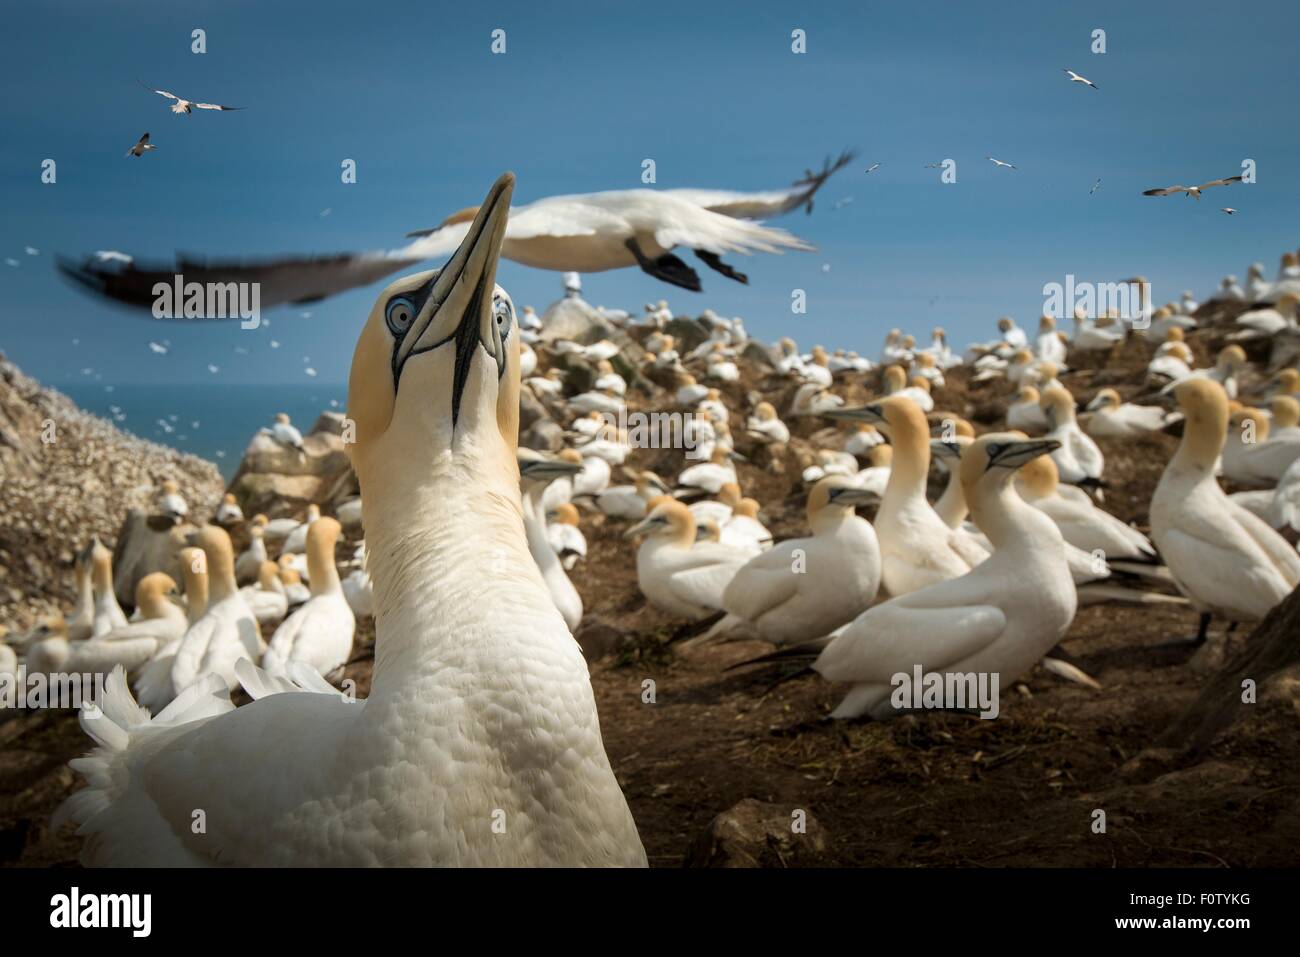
(824, 403, 884, 424)
(929, 439, 962, 460)
(519, 458, 583, 482)
(827, 486, 880, 507)
(1084, 394, 1105, 411)
(624, 514, 665, 539)
(394, 172, 515, 426)
(989, 439, 1060, 470)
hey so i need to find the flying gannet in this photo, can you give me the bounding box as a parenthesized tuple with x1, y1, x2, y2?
(138, 81, 242, 114)
(1142, 175, 1244, 200)
(125, 133, 156, 157)
(58, 173, 647, 866)
(1063, 69, 1099, 90)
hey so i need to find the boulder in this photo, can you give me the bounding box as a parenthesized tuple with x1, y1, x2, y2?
(110, 511, 192, 608)
(228, 416, 353, 518)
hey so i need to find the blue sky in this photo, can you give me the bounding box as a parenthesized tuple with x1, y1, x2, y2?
(1, 0, 1296, 388)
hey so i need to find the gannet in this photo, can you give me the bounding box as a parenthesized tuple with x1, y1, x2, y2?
(1150, 379, 1300, 641)
(1083, 388, 1175, 438)
(1147, 306, 1196, 343)
(65, 541, 96, 641)
(1063, 69, 1099, 90)
(1006, 385, 1048, 434)
(240, 561, 290, 627)
(69, 574, 187, 677)
(262, 518, 354, 679)
(139, 81, 242, 114)
(88, 537, 129, 639)
(1035, 316, 1068, 366)
(791, 382, 844, 417)
(1071, 310, 1124, 352)
(278, 559, 311, 605)
(527, 367, 565, 397)
(520, 455, 585, 631)
(675, 372, 709, 405)
(880, 365, 934, 412)
(15, 615, 72, 677)
(720, 477, 881, 643)
(1040, 386, 1104, 487)
(596, 471, 669, 520)
(213, 493, 243, 526)
(281, 503, 321, 555)
(155, 479, 188, 524)
(593, 359, 627, 396)
(746, 401, 790, 444)
(1247, 262, 1271, 300)
(170, 525, 261, 694)
(1219, 275, 1245, 300)
(987, 157, 1018, 170)
(625, 500, 751, 620)
(809, 436, 1076, 719)
(1143, 175, 1244, 200)
(697, 388, 729, 425)
(1229, 293, 1298, 342)
(676, 447, 738, 495)
(264, 412, 305, 454)
(826, 397, 988, 596)
(133, 546, 208, 713)
(547, 503, 588, 571)
(125, 132, 156, 157)
(1223, 406, 1300, 484)
(1160, 344, 1246, 400)
(234, 522, 269, 585)
(59, 173, 647, 866)
(931, 436, 973, 528)
(998, 317, 1028, 349)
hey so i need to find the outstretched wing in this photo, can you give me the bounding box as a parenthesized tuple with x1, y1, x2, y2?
(1199, 176, 1244, 189)
(193, 101, 242, 111)
(1143, 185, 1186, 196)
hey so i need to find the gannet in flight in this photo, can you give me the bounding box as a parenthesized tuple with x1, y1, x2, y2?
(58, 173, 648, 866)
(1142, 176, 1243, 200)
(125, 133, 156, 157)
(987, 157, 1017, 170)
(1063, 69, 1098, 90)
(139, 81, 242, 114)
(58, 155, 849, 307)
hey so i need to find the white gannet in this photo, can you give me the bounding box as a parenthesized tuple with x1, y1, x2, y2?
(58, 173, 647, 866)
(721, 497, 773, 552)
(987, 157, 1018, 170)
(520, 455, 585, 631)
(1035, 315, 1068, 367)
(65, 541, 96, 641)
(281, 503, 322, 555)
(1229, 293, 1298, 342)
(138, 81, 242, 114)
(720, 477, 881, 643)
(170, 525, 262, 694)
(1218, 275, 1245, 300)
(1071, 309, 1124, 352)
(826, 397, 988, 596)
(844, 422, 885, 457)
(675, 372, 709, 405)
(593, 359, 627, 396)
(746, 401, 790, 445)
(1151, 379, 1300, 641)
(125, 132, 156, 157)
(1083, 388, 1175, 438)
(1063, 68, 1099, 90)
(1015, 448, 1157, 561)
(88, 537, 129, 639)
(811, 435, 1076, 718)
(240, 560, 290, 627)
(234, 521, 269, 585)
(931, 436, 973, 528)
(264, 412, 306, 454)
(213, 493, 244, 526)
(547, 503, 588, 571)
(998, 316, 1028, 349)
(1040, 386, 1104, 488)
(676, 447, 738, 495)
(69, 573, 187, 677)
(596, 470, 670, 520)
(133, 545, 208, 713)
(1222, 405, 1300, 484)
(1006, 385, 1048, 434)
(1142, 175, 1244, 201)
(262, 518, 355, 679)
(155, 478, 188, 524)
(278, 559, 311, 605)
(790, 382, 844, 417)
(625, 500, 751, 620)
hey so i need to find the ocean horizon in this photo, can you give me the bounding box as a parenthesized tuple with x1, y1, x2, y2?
(53, 382, 348, 482)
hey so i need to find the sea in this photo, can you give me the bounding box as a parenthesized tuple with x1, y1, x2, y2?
(54, 382, 348, 481)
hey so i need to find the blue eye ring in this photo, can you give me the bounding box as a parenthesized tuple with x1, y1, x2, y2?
(386, 297, 416, 336)
(493, 298, 512, 334)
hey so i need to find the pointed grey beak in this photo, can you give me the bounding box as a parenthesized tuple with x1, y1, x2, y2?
(827, 485, 880, 507)
(989, 438, 1060, 470)
(395, 172, 515, 426)
(929, 439, 962, 461)
(824, 404, 884, 424)
(519, 458, 582, 483)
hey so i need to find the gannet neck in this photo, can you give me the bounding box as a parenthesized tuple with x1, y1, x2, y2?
(1271, 396, 1299, 429)
(90, 544, 114, 595)
(365, 475, 560, 693)
(1172, 380, 1229, 473)
(306, 517, 342, 595)
(178, 546, 209, 620)
(135, 572, 177, 620)
(72, 555, 93, 618)
(879, 397, 930, 502)
(195, 526, 238, 601)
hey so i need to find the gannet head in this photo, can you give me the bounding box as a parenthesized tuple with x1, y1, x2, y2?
(997, 317, 1013, 332)
(881, 365, 907, 393)
(808, 475, 879, 521)
(1277, 396, 1300, 429)
(136, 572, 178, 617)
(1171, 378, 1229, 464)
(635, 471, 671, 498)
(929, 434, 971, 464)
(1230, 406, 1270, 443)
(753, 402, 777, 421)
(1016, 385, 1040, 404)
(961, 433, 1060, 489)
(1216, 344, 1247, 371)
(1086, 387, 1121, 411)
(347, 173, 517, 487)
(624, 499, 695, 544)
(1275, 369, 1300, 394)
(257, 561, 280, 591)
(518, 452, 583, 488)
(1165, 325, 1184, 342)
(185, 525, 236, 581)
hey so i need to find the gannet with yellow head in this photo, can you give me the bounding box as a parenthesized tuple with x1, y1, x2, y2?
(59, 173, 647, 866)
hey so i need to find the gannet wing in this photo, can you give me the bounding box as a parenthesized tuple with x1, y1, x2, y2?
(721, 546, 803, 623)
(648, 197, 815, 256)
(670, 553, 749, 611)
(506, 199, 619, 238)
(1199, 176, 1244, 190)
(1226, 501, 1300, 584)
(193, 101, 243, 111)
(56, 250, 423, 312)
(140, 83, 179, 101)
(666, 149, 857, 218)
(1143, 186, 1187, 197)
(814, 602, 1008, 685)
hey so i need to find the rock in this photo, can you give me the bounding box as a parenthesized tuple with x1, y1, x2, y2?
(228, 417, 353, 518)
(520, 417, 565, 452)
(663, 317, 711, 354)
(573, 618, 633, 661)
(110, 510, 192, 607)
(686, 798, 827, 868)
(740, 340, 776, 370)
(1117, 747, 1181, 782)
(539, 295, 616, 343)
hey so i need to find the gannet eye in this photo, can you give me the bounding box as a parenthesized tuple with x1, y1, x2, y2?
(385, 297, 416, 336)
(986, 442, 1004, 462)
(493, 297, 512, 338)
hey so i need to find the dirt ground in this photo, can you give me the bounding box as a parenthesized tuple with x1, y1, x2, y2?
(3, 311, 1299, 868)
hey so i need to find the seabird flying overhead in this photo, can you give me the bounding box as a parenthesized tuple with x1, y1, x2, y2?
(139, 80, 242, 114)
(1221, 207, 1237, 215)
(57, 154, 850, 306)
(126, 132, 156, 157)
(1063, 69, 1098, 90)
(1142, 176, 1243, 200)
(864, 163, 881, 173)
(1090, 178, 1101, 195)
(987, 157, 1017, 170)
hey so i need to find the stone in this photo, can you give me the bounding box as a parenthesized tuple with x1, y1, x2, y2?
(686, 798, 827, 868)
